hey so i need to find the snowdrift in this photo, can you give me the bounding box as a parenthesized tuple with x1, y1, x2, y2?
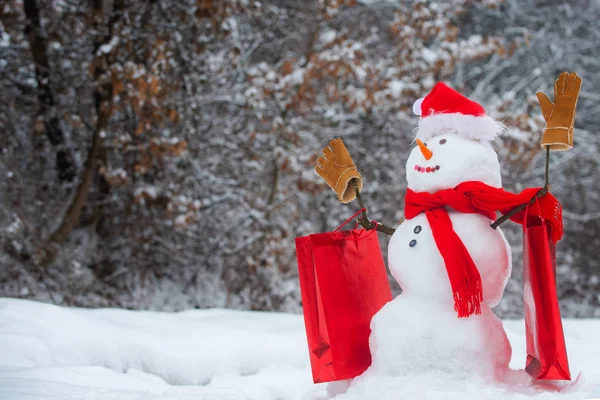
(1, 298, 599, 399)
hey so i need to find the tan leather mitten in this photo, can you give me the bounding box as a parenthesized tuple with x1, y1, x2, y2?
(536, 72, 582, 151)
(315, 138, 363, 203)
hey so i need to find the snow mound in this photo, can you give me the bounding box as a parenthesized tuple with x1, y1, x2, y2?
(1, 298, 600, 399)
(0, 298, 311, 399)
(367, 295, 511, 379)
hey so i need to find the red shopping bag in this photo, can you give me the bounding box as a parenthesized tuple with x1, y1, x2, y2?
(523, 199, 571, 380)
(296, 209, 392, 383)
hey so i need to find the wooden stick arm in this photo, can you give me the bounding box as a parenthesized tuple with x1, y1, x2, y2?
(491, 147, 551, 229)
(490, 186, 549, 229)
(357, 216, 397, 236)
(353, 182, 396, 235)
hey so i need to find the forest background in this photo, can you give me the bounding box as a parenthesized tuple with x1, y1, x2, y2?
(1, 0, 599, 317)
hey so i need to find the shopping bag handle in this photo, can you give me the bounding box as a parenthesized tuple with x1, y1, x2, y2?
(335, 208, 367, 232)
(334, 208, 379, 240)
(524, 192, 544, 224)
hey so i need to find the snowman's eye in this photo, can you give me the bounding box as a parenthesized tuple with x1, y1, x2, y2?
(423, 142, 427, 147)
(439, 139, 447, 145)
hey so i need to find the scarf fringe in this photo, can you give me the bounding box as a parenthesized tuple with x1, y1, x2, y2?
(451, 274, 483, 318)
(453, 288, 483, 318)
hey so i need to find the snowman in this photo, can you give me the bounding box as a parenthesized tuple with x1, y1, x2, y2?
(314, 76, 576, 394)
(367, 82, 513, 380)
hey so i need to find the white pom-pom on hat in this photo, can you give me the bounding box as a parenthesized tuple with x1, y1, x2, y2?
(412, 98, 424, 116)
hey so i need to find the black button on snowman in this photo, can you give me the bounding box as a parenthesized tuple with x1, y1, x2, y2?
(409, 225, 422, 247)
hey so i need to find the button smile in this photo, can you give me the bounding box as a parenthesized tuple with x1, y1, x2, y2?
(414, 165, 441, 173)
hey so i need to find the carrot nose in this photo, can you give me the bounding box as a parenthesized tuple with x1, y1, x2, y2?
(416, 139, 433, 160)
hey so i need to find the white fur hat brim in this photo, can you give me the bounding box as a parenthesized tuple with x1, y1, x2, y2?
(416, 113, 505, 143)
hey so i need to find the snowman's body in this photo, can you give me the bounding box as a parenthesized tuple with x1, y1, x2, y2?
(368, 132, 513, 379)
(388, 212, 511, 308)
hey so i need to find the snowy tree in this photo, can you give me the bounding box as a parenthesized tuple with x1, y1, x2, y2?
(1, 0, 598, 316)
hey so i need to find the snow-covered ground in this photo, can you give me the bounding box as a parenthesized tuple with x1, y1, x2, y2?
(1, 298, 599, 400)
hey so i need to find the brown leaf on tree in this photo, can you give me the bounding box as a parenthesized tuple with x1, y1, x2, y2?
(112, 72, 125, 96)
(167, 109, 180, 123)
(149, 76, 160, 96)
(135, 121, 145, 136)
(281, 60, 294, 76)
(169, 140, 188, 156)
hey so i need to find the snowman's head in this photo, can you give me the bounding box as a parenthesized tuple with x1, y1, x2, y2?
(408, 82, 505, 193)
(406, 133, 501, 193)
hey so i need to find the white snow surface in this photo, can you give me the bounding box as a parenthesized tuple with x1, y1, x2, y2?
(1, 298, 600, 400)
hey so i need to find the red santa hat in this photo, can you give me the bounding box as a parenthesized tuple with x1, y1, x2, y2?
(412, 82, 505, 142)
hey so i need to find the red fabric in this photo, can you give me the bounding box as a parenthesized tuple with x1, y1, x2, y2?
(523, 204, 571, 380)
(420, 82, 486, 117)
(296, 227, 392, 383)
(404, 181, 563, 317)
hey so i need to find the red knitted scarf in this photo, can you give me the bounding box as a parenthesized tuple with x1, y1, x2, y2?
(404, 181, 563, 318)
